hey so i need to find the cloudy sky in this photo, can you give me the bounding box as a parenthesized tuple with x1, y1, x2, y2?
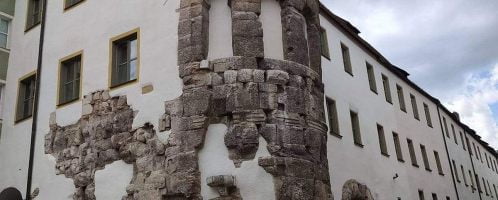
(322, 0, 498, 148)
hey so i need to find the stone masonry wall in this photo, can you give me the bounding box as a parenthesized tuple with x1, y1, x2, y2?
(45, 0, 332, 199)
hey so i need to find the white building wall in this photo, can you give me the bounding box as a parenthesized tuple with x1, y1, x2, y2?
(319, 14, 457, 199)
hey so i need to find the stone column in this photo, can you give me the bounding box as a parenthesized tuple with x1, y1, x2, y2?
(229, 0, 264, 58)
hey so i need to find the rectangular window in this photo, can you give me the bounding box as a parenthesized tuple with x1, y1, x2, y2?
(484, 178, 488, 195)
(396, 85, 406, 112)
(451, 125, 457, 144)
(423, 103, 432, 127)
(473, 143, 478, 160)
(431, 193, 438, 200)
(476, 174, 482, 193)
(477, 146, 482, 162)
(467, 137, 473, 155)
(382, 74, 392, 104)
(26, 0, 43, 30)
(350, 111, 362, 146)
(393, 132, 404, 162)
(58, 54, 81, 105)
(494, 184, 497, 198)
(452, 160, 460, 183)
(407, 139, 418, 167)
(434, 151, 444, 175)
(64, 0, 84, 10)
(341, 43, 352, 75)
(326, 97, 340, 137)
(410, 94, 419, 120)
(443, 117, 449, 138)
(16, 73, 36, 122)
(460, 132, 466, 151)
(486, 153, 491, 168)
(419, 190, 425, 200)
(110, 29, 139, 88)
(320, 27, 330, 60)
(0, 18, 9, 49)
(469, 170, 475, 190)
(366, 62, 377, 93)
(487, 180, 491, 196)
(420, 144, 431, 171)
(461, 165, 468, 186)
(377, 124, 388, 156)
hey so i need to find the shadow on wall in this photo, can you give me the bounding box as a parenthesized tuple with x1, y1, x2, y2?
(0, 187, 23, 200)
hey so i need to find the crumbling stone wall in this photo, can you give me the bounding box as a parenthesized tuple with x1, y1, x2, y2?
(45, 0, 333, 199)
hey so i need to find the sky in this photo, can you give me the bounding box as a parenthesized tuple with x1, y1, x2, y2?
(322, 0, 498, 148)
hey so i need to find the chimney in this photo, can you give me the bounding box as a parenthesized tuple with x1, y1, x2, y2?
(453, 112, 460, 122)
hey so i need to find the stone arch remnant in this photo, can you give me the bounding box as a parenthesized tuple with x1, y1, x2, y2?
(341, 179, 374, 200)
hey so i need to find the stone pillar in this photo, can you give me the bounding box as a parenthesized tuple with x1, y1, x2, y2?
(178, 0, 210, 65)
(229, 0, 264, 58)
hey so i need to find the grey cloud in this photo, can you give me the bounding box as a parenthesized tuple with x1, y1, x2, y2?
(323, 0, 498, 101)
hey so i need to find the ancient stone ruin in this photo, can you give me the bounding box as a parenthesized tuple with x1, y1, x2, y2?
(45, 0, 334, 199)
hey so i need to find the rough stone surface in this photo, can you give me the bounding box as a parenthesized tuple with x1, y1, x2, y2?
(230, 0, 264, 58)
(341, 180, 373, 200)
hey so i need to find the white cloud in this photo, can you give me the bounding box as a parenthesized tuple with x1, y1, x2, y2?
(445, 63, 498, 148)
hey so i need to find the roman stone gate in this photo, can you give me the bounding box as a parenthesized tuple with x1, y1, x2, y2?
(44, 0, 333, 199)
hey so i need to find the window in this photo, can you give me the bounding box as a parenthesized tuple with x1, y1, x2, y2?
(320, 27, 330, 60)
(469, 170, 475, 190)
(407, 139, 418, 167)
(460, 132, 466, 151)
(410, 94, 419, 120)
(366, 62, 377, 93)
(396, 85, 406, 112)
(483, 178, 488, 195)
(451, 125, 457, 144)
(494, 184, 497, 198)
(393, 132, 404, 162)
(486, 153, 490, 168)
(461, 165, 468, 186)
(64, 0, 84, 10)
(476, 174, 482, 193)
(326, 97, 340, 137)
(477, 146, 482, 162)
(487, 180, 491, 196)
(110, 30, 139, 88)
(350, 111, 362, 146)
(423, 103, 432, 127)
(419, 190, 425, 200)
(431, 193, 438, 200)
(382, 74, 392, 104)
(420, 144, 431, 171)
(377, 124, 388, 156)
(466, 137, 473, 155)
(452, 160, 460, 183)
(443, 117, 449, 138)
(434, 151, 444, 175)
(473, 143, 478, 159)
(341, 43, 352, 75)
(0, 18, 9, 49)
(26, 0, 43, 30)
(16, 73, 36, 122)
(58, 53, 81, 105)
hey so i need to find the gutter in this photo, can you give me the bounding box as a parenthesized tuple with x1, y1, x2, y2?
(25, 0, 48, 199)
(436, 106, 461, 200)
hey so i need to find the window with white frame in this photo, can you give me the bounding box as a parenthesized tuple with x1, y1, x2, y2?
(0, 18, 9, 49)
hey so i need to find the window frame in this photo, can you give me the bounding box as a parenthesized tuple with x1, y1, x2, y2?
(57, 51, 83, 107)
(64, 0, 86, 11)
(319, 27, 330, 60)
(452, 160, 460, 183)
(326, 97, 341, 138)
(15, 71, 37, 123)
(420, 144, 431, 171)
(393, 132, 404, 162)
(434, 151, 444, 175)
(382, 74, 392, 104)
(0, 17, 10, 49)
(109, 28, 140, 89)
(350, 110, 363, 147)
(25, 0, 43, 32)
(410, 94, 419, 120)
(407, 138, 418, 167)
(366, 62, 377, 94)
(340, 43, 353, 76)
(396, 84, 406, 112)
(423, 103, 432, 127)
(377, 124, 389, 157)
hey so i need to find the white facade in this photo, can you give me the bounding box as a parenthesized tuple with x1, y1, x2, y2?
(0, 0, 497, 200)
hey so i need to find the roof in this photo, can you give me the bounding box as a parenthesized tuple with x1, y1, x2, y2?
(318, 2, 498, 157)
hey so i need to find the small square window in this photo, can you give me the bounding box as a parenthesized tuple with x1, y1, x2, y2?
(110, 29, 139, 88)
(58, 53, 82, 106)
(16, 73, 36, 122)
